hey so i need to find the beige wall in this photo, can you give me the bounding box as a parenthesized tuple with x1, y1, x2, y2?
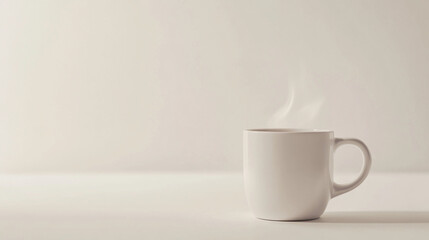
(1, 0, 429, 173)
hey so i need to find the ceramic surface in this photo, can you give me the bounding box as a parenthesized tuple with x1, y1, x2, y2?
(243, 129, 371, 221)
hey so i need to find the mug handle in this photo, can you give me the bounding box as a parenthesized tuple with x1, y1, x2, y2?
(332, 138, 372, 198)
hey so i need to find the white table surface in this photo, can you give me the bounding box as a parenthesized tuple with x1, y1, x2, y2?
(1, 173, 428, 240)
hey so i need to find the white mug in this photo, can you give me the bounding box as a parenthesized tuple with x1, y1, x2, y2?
(243, 129, 371, 221)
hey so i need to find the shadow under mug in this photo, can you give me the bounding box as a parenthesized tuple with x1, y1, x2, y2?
(243, 129, 371, 221)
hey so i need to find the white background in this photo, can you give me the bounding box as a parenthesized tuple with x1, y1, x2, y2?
(1, 0, 428, 173)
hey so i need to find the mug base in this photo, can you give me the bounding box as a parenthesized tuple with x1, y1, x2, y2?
(256, 216, 320, 222)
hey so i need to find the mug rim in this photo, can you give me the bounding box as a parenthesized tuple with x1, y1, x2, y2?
(244, 128, 333, 133)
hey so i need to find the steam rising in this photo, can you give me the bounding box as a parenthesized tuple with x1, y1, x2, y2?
(268, 61, 325, 127)
(267, 83, 295, 126)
